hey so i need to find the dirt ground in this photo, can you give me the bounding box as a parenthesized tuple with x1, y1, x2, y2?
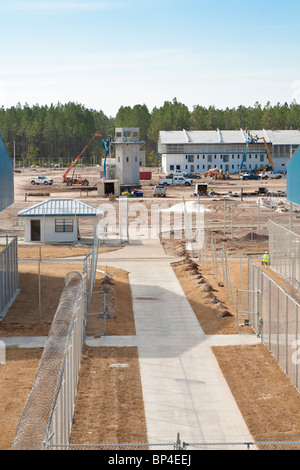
(2, 166, 300, 449)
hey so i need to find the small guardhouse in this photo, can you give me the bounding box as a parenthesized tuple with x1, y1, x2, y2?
(18, 198, 103, 243)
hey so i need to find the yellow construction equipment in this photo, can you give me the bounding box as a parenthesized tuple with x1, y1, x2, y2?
(256, 136, 274, 170)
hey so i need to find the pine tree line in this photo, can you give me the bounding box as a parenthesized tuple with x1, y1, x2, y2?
(1, 98, 300, 166)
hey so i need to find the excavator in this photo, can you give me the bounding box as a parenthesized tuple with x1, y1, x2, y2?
(62, 133, 103, 186)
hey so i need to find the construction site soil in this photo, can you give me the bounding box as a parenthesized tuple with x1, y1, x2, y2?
(1, 167, 300, 449)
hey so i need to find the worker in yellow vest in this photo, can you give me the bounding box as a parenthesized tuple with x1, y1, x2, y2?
(262, 252, 270, 266)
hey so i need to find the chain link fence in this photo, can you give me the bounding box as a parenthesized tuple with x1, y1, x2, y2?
(247, 257, 300, 391)
(45, 439, 300, 451)
(0, 236, 19, 319)
(10, 270, 86, 450)
(269, 220, 300, 297)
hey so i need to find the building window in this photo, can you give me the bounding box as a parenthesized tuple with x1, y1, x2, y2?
(185, 165, 188, 169)
(126, 157, 129, 162)
(188, 155, 194, 163)
(260, 155, 264, 162)
(208, 155, 212, 163)
(170, 165, 174, 171)
(223, 155, 229, 162)
(55, 219, 74, 233)
(176, 165, 181, 170)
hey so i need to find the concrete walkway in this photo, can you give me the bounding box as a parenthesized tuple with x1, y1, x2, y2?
(1, 238, 260, 444)
(88, 238, 260, 444)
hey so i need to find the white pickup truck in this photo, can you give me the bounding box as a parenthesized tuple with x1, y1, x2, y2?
(30, 175, 54, 185)
(259, 171, 282, 180)
(158, 176, 193, 186)
(153, 185, 167, 197)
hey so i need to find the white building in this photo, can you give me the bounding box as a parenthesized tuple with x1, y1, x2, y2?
(18, 199, 103, 243)
(158, 129, 300, 174)
(106, 128, 144, 185)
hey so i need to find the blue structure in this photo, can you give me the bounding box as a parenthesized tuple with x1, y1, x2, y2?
(0, 135, 18, 319)
(287, 147, 300, 205)
(0, 135, 14, 212)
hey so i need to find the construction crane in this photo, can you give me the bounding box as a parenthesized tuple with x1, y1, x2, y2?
(240, 143, 249, 171)
(256, 136, 274, 170)
(62, 133, 103, 186)
(102, 136, 111, 178)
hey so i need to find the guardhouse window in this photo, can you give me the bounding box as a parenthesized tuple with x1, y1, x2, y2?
(55, 219, 74, 233)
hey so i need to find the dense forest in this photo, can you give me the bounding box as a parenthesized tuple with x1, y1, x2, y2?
(1, 98, 300, 166)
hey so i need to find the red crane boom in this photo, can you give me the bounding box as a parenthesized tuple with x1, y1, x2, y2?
(63, 133, 103, 185)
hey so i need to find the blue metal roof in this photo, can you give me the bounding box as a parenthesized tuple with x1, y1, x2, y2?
(0, 136, 14, 212)
(18, 199, 104, 217)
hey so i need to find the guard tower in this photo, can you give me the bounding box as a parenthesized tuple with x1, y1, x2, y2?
(112, 128, 144, 185)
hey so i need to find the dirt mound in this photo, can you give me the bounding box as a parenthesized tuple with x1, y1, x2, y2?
(238, 232, 269, 242)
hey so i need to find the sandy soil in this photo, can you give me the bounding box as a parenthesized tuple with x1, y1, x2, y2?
(1, 167, 300, 450)
(70, 346, 148, 447)
(213, 344, 300, 446)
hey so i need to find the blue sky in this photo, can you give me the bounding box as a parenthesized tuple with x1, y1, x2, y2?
(0, 0, 300, 116)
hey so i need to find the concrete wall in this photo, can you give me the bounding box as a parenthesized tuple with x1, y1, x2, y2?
(24, 216, 79, 243)
(115, 144, 140, 185)
(162, 152, 269, 174)
(162, 150, 288, 174)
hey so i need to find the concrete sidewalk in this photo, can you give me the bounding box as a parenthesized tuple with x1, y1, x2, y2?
(90, 238, 259, 444)
(0, 238, 260, 444)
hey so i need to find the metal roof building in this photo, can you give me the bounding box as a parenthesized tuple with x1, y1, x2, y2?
(0, 135, 14, 212)
(158, 129, 300, 174)
(18, 199, 103, 218)
(18, 199, 104, 243)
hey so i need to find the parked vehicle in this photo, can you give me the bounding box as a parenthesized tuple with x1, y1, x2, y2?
(183, 172, 201, 179)
(241, 172, 261, 180)
(158, 176, 193, 186)
(30, 176, 53, 185)
(168, 170, 184, 176)
(193, 183, 208, 196)
(153, 185, 167, 197)
(259, 171, 282, 179)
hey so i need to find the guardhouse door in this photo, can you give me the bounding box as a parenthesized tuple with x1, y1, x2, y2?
(31, 220, 41, 241)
